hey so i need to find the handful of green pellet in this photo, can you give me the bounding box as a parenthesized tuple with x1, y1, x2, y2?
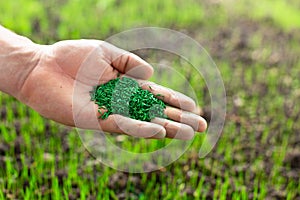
(90, 77, 167, 121)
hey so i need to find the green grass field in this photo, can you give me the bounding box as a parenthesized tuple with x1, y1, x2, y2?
(1, 0, 300, 199)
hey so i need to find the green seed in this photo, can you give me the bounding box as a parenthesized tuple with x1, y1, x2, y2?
(90, 77, 167, 121)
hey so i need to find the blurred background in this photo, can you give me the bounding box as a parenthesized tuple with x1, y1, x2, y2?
(0, 0, 300, 199)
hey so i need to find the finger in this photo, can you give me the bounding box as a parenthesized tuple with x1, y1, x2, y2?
(138, 80, 197, 112)
(98, 114, 166, 139)
(101, 42, 153, 80)
(164, 106, 207, 132)
(151, 118, 195, 140)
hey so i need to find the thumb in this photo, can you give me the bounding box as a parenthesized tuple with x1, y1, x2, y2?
(101, 42, 154, 80)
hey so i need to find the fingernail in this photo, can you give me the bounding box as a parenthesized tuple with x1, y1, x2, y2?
(198, 118, 208, 132)
(155, 128, 166, 139)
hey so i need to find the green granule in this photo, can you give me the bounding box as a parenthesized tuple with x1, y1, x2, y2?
(90, 77, 167, 121)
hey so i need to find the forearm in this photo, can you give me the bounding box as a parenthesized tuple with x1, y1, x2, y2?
(0, 25, 41, 98)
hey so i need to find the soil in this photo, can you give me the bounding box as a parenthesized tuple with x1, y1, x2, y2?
(1, 18, 300, 199)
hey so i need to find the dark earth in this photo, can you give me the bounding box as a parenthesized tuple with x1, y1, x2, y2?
(1, 18, 300, 199)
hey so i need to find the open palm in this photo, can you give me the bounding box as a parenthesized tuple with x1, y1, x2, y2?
(19, 40, 206, 140)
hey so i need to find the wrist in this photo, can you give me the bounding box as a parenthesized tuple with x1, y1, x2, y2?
(0, 25, 43, 98)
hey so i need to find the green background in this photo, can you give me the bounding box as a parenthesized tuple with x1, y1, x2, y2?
(0, 0, 300, 199)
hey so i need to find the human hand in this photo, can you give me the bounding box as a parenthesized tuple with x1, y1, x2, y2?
(18, 40, 207, 140)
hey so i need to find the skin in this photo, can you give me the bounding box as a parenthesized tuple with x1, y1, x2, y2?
(0, 25, 207, 140)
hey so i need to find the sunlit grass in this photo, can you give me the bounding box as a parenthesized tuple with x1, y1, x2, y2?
(0, 0, 300, 199)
